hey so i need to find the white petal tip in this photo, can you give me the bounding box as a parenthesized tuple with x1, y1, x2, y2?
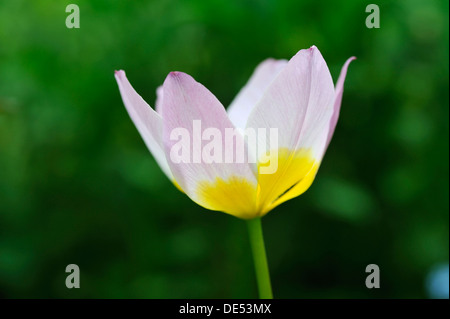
(165, 71, 193, 87)
(342, 57, 357, 70)
(168, 71, 183, 78)
(114, 70, 126, 80)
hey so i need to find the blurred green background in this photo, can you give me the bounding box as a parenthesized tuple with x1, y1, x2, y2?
(0, 0, 448, 298)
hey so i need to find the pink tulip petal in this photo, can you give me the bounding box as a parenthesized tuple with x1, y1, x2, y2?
(227, 59, 288, 129)
(326, 56, 356, 147)
(246, 46, 335, 160)
(115, 70, 173, 180)
(245, 46, 336, 212)
(161, 71, 258, 218)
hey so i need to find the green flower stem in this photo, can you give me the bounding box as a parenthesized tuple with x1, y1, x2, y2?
(247, 217, 273, 299)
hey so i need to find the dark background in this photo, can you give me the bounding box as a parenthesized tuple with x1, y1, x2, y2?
(0, 0, 448, 298)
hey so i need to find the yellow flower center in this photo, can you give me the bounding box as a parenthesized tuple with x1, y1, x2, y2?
(196, 148, 319, 219)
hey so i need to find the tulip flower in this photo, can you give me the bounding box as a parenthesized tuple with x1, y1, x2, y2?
(115, 46, 354, 298)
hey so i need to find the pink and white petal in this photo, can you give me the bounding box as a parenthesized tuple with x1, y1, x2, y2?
(227, 59, 288, 129)
(246, 46, 335, 162)
(245, 46, 336, 214)
(262, 55, 355, 213)
(115, 70, 174, 181)
(161, 72, 258, 218)
(326, 57, 356, 147)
